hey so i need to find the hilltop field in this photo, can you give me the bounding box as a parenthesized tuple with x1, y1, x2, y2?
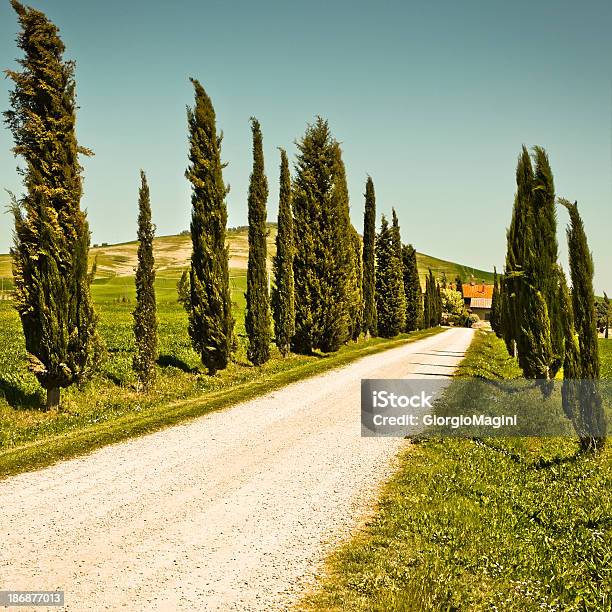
(0, 225, 494, 294)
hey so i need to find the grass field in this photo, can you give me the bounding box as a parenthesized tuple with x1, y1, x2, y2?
(302, 334, 612, 611)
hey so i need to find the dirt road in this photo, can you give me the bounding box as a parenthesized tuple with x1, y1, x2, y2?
(0, 327, 474, 611)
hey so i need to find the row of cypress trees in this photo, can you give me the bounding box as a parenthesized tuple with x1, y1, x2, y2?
(4, 0, 442, 408)
(492, 146, 606, 451)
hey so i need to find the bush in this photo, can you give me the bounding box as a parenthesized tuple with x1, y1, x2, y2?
(466, 313, 480, 327)
(441, 288, 464, 317)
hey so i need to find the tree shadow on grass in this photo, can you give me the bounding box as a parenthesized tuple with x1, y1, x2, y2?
(0, 377, 44, 411)
(157, 354, 199, 374)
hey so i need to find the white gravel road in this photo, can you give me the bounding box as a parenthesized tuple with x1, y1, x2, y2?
(0, 327, 474, 612)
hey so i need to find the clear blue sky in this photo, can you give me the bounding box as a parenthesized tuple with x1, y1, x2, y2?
(1, 0, 611, 292)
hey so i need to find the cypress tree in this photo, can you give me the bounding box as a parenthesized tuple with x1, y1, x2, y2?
(245, 117, 271, 365)
(402, 244, 422, 331)
(559, 199, 606, 451)
(423, 271, 431, 328)
(391, 209, 407, 332)
(271, 148, 295, 357)
(292, 117, 352, 353)
(375, 215, 405, 337)
(532, 147, 563, 376)
(348, 226, 364, 341)
(490, 267, 502, 337)
(5, 0, 101, 409)
(362, 177, 377, 336)
(423, 269, 438, 328)
(185, 78, 233, 374)
(455, 276, 463, 295)
(604, 293, 610, 339)
(132, 170, 157, 389)
(503, 147, 533, 358)
(177, 269, 190, 308)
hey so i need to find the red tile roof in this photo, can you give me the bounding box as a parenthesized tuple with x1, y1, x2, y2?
(462, 284, 494, 299)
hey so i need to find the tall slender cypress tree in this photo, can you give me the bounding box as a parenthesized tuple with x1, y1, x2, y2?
(504, 145, 556, 380)
(402, 244, 422, 331)
(5, 0, 100, 409)
(604, 293, 610, 339)
(423, 271, 431, 328)
(185, 78, 233, 374)
(245, 117, 271, 365)
(532, 147, 563, 375)
(503, 147, 532, 357)
(348, 225, 364, 341)
(391, 209, 407, 332)
(132, 171, 157, 389)
(559, 199, 606, 451)
(271, 148, 295, 357)
(362, 177, 377, 336)
(292, 118, 352, 353)
(423, 269, 439, 328)
(375, 215, 405, 337)
(490, 267, 502, 337)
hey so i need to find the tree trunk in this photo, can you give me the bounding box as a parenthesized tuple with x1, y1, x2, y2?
(46, 387, 60, 410)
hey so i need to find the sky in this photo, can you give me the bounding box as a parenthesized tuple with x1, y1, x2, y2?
(0, 0, 611, 293)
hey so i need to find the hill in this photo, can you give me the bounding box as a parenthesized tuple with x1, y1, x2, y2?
(0, 226, 493, 291)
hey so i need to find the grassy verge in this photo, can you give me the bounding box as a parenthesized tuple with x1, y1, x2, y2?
(0, 325, 443, 479)
(301, 332, 612, 611)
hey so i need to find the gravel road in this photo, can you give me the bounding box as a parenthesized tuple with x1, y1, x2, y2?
(0, 327, 474, 612)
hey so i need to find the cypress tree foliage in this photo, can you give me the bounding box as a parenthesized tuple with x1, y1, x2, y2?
(5, 0, 101, 410)
(185, 78, 233, 374)
(515, 216, 554, 381)
(504, 145, 558, 381)
(362, 177, 377, 337)
(604, 293, 610, 339)
(503, 147, 533, 358)
(348, 225, 364, 341)
(531, 147, 563, 376)
(558, 267, 580, 420)
(177, 269, 190, 308)
(559, 199, 606, 451)
(391, 209, 407, 332)
(132, 171, 158, 389)
(245, 117, 271, 365)
(423, 269, 439, 328)
(402, 244, 422, 331)
(375, 215, 405, 337)
(455, 276, 463, 295)
(292, 117, 353, 353)
(490, 267, 502, 337)
(271, 148, 295, 357)
(423, 270, 432, 328)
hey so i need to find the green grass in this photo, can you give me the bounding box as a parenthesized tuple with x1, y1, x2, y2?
(301, 332, 612, 612)
(0, 274, 443, 478)
(416, 252, 494, 286)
